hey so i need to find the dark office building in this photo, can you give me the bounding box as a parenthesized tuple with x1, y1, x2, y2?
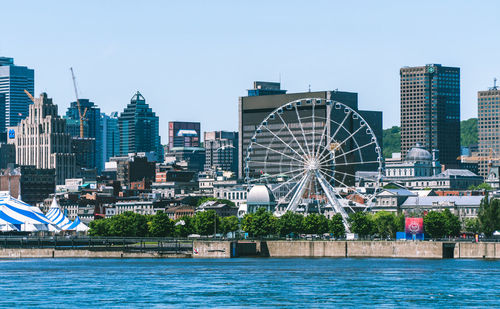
(400, 64, 460, 167)
(204, 131, 238, 174)
(239, 82, 383, 185)
(72, 137, 96, 171)
(112, 155, 156, 188)
(170, 147, 206, 172)
(119, 91, 162, 161)
(65, 99, 103, 171)
(0, 57, 34, 132)
(168, 121, 200, 149)
(0, 166, 55, 205)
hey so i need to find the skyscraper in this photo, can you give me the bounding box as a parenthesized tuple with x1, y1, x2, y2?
(65, 99, 102, 171)
(400, 64, 460, 167)
(204, 131, 238, 174)
(168, 121, 200, 149)
(101, 112, 120, 164)
(12, 93, 75, 185)
(0, 57, 34, 132)
(477, 84, 500, 178)
(118, 91, 162, 161)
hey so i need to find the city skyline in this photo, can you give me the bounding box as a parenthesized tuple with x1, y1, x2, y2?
(1, 1, 500, 143)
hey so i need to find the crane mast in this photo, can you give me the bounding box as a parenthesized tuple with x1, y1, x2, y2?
(70, 67, 87, 138)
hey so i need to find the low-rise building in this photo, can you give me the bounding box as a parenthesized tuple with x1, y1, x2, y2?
(165, 205, 196, 220)
(197, 200, 238, 217)
(400, 196, 484, 219)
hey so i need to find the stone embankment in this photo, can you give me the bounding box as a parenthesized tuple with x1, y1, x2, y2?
(0, 248, 190, 259)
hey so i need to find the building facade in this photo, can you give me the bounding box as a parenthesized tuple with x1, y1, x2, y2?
(204, 131, 238, 174)
(12, 93, 75, 185)
(400, 64, 460, 167)
(0, 165, 55, 205)
(119, 92, 162, 161)
(65, 99, 103, 171)
(168, 121, 200, 149)
(477, 87, 500, 178)
(101, 112, 120, 165)
(0, 57, 34, 132)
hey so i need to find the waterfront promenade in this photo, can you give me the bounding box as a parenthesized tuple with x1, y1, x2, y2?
(0, 236, 498, 259)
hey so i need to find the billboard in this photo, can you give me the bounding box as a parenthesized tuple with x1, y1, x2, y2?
(405, 217, 424, 234)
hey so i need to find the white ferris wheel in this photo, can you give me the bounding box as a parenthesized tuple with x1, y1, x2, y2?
(244, 98, 383, 231)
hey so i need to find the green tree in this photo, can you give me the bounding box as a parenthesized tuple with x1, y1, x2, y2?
(88, 218, 110, 236)
(478, 197, 500, 236)
(423, 211, 446, 239)
(303, 213, 329, 234)
(469, 183, 493, 191)
(148, 211, 174, 237)
(174, 216, 195, 237)
(194, 210, 220, 235)
(382, 126, 401, 158)
(460, 118, 478, 147)
(220, 216, 239, 236)
(276, 211, 304, 237)
(242, 208, 276, 238)
(395, 213, 405, 232)
(373, 211, 398, 238)
(442, 209, 461, 237)
(107, 212, 149, 237)
(464, 217, 480, 234)
(329, 213, 346, 239)
(348, 212, 374, 238)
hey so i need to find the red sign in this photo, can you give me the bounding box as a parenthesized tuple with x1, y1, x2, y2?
(405, 218, 424, 234)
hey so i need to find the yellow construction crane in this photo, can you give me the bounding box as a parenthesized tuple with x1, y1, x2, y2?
(458, 148, 500, 174)
(24, 89, 35, 103)
(70, 67, 87, 138)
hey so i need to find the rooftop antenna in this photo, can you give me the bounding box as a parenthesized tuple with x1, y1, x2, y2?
(308, 84, 311, 92)
(495, 78, 498, 90)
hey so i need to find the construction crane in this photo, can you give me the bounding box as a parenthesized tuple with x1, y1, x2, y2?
(70, 67, 87, 138)
(458, 148, 500, 174)
(23, 89, 35, 103)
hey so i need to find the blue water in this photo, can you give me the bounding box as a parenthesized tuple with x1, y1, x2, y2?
(0, 258, 499, 308)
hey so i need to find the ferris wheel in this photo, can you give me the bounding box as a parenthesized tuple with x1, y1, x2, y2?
(244, 98, 383, 231)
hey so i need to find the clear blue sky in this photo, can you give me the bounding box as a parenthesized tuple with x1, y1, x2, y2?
(1, 0, 499, 143)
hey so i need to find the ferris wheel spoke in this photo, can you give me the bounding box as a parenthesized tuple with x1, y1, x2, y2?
(248, 160, 303, 167)
(332, 160, 382, 167)
(271, 169, 307, 193)
(317, 125, 366, 164)
(276, 112, 308, 158)
(315, 120, 329, 158)
(320, 167, 360, 183)
(316, 110, 352, 160)
(319, 141, 376, 165)
(262, 125, 305, 160)
(253, 142, 307, 165)
(247, 166, 307, 183)
(276, 174, 305, 205)
(312, 101, 316, 156)
(294, 104, 312, 157)
(318, 169, 365, 200)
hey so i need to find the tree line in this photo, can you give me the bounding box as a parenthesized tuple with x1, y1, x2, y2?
(89, 197, 500, 239)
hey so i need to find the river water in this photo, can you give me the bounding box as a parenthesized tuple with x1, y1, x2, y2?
(0, 258, 498, 308)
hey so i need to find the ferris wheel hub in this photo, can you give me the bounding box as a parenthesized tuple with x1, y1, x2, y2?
(305, 157, 320, 171)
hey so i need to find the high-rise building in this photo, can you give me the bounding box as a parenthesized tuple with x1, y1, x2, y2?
(204, 131, 238, 174)
(168, 121, 200, 149)
(101, 112, 120, 164)
(239, 82, 383, 182)
(0, 57, 34, 132)
(11, 93, 75, 185)
(478, 85, 500, 178)
(400, 64, 460, 167)
(118, 91, 162, 161)
(65, 99, 103, 171)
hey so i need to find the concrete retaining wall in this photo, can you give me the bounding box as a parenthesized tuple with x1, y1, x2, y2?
(265, 241, 346, 257)
(0, 248, 190, 259)
(192, 241, 232, 258)
(346, 241, 444, 259)
(455, 242, 499, 259)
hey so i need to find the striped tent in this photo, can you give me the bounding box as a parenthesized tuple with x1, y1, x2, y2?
(0, 210, 22, 231)
(45, 197, 72, 230)
(0, 195, 53, 232)
(63, 216, 89, 232)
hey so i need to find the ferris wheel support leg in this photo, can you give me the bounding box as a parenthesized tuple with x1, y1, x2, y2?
(314, 171, 351, 233)
(285, 172, 312, 213)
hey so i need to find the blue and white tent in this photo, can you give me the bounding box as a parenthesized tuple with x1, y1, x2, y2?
(0, 210, 22, 231)
(45, 197, 72, 229)
(0, 195, 54, 232)
(63, 216, 89, 232)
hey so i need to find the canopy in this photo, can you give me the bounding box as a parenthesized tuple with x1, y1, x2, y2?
(64, 216, 89, 232)
(0, 195, 52, 232)
(45, 197, 72, 229)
